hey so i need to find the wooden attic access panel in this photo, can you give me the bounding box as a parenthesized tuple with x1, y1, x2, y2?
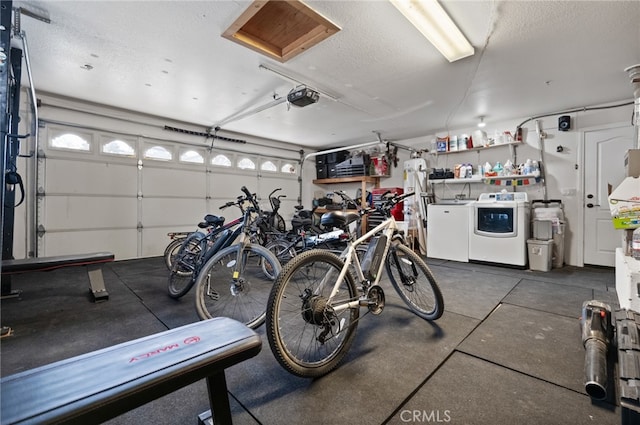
(222, 0, 340, 63)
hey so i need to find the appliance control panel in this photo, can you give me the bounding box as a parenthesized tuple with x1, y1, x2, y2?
(478, 192, 528, 202)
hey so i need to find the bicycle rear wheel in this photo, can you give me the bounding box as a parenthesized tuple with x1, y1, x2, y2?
(167, 233, 203, 299)
(194, 244, 280, 329)
(164, 237, 186, 270)
(265, 238, 297, 265)
(385, 243, 444, 321)
(266, 250, 359, 378)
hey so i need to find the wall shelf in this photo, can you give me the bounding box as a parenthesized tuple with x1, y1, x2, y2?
(312, 176, 380, 185)
(312, 176, 382, 229)
(430, 176, 484, 184)
(431, 141, 522, 155)
(429, 175, 541, 186)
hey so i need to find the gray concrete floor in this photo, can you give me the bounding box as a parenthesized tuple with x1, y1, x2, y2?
(0, 256, 621, 424)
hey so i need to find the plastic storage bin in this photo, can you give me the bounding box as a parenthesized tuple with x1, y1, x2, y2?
(531, 200, 565, 268)
(533, 219, 553, 240)
(528, 239, 554, 271)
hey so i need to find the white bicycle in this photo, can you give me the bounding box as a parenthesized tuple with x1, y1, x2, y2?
(266, 190, 444, 378)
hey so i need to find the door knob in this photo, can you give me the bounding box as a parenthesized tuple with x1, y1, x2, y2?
(587, 194, 594, 199)
(587, 203, 594, 208)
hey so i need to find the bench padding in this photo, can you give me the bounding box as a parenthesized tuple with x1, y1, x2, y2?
(1, 252, 115, 274)
(0, 317, 261, 424)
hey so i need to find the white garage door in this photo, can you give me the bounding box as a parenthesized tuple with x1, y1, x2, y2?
(37, 123, 300, 260)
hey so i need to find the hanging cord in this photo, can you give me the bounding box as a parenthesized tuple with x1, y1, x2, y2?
(4, 171, 25, 207)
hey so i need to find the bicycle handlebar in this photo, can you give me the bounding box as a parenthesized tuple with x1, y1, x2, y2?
(268, 188, 283, 198)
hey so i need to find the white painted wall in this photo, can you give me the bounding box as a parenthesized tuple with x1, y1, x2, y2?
(384, 103, 634, 267)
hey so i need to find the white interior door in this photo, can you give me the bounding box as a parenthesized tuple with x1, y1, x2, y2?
(583, 125, 635, 266)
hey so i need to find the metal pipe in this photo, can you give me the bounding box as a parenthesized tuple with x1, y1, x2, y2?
(535, 120, 548, 202)
(625, 64, 640, 149)
(580, 300, 612, 400)
(302, 141, 381, 166)
(19, 31, 39, 256)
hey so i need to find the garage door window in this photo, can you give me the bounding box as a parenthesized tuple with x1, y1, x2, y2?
(211, 154, 232, 167)
(51, 133, 91, 151)
(260, 160, 278, 172)
(281, 163, 297, 174)
(179, 150, 204, 164)
(144, 145, 173, 161)
(102, 139, 135, 156)
(237, 157, 256, 170)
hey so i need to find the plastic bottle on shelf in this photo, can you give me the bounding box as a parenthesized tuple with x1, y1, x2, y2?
(523, 159, 533, 175)
(633, 227, 640, 260)
(484, 162, 492, 176)
(504, 160, 514, 175)
(493, 162, 504, 176)
(532, 160, 540, 177)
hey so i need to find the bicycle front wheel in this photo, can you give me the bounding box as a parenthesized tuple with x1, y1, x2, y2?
(266, 250, 359, 378)
(385, 243, 444, 321)
(194, 243, 280, 329)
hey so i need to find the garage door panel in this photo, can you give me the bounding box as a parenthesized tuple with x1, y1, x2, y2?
(42, 229, 138, 259)
(142, 198, 208, 227)
(209, 173, 256, 198)
(258, 175, 299, 225)
(44, 196, 137, 229)
(143, 167, 206, 197)
(45, 159, 137, 196)
(141, 227, 196, 258)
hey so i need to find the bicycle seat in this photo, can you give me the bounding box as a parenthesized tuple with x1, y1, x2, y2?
(296, 210, 313, 219)
(294, 205, 304, 211)
(203, 214, 225, 227)
(320, 211, 359, 228)
(291, 217, 313, 230)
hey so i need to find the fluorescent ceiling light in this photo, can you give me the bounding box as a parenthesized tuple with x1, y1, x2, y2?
(389, 0, 474, 62)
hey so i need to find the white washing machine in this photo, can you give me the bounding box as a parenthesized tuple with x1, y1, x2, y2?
(468, 192, 530, 267)
(427, 200, 475, 262)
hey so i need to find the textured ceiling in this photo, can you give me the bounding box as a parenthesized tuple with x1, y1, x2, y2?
(10, 0, 640, 148)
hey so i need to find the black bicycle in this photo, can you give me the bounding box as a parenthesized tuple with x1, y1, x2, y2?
(194, 187, 281, 328)
(163, 214, 225, 270)
(263, 188, 287, 233)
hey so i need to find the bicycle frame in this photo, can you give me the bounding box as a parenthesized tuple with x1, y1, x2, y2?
(325, 215, 400, 314)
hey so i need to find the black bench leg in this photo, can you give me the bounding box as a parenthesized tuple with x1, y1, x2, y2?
(87, 265, 109, 302)
(204, 371, 233, 425)
(1, 275, 21, 299)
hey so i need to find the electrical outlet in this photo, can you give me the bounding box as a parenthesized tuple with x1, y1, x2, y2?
(561, 188, 577, 196)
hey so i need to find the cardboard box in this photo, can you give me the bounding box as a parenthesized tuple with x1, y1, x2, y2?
(608, 176, 640, 229)
(625, 149, 640, 177)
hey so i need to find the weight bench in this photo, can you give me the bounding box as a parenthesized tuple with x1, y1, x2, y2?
(0, 317, 261, 425)
(1, 252, 115, 302)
